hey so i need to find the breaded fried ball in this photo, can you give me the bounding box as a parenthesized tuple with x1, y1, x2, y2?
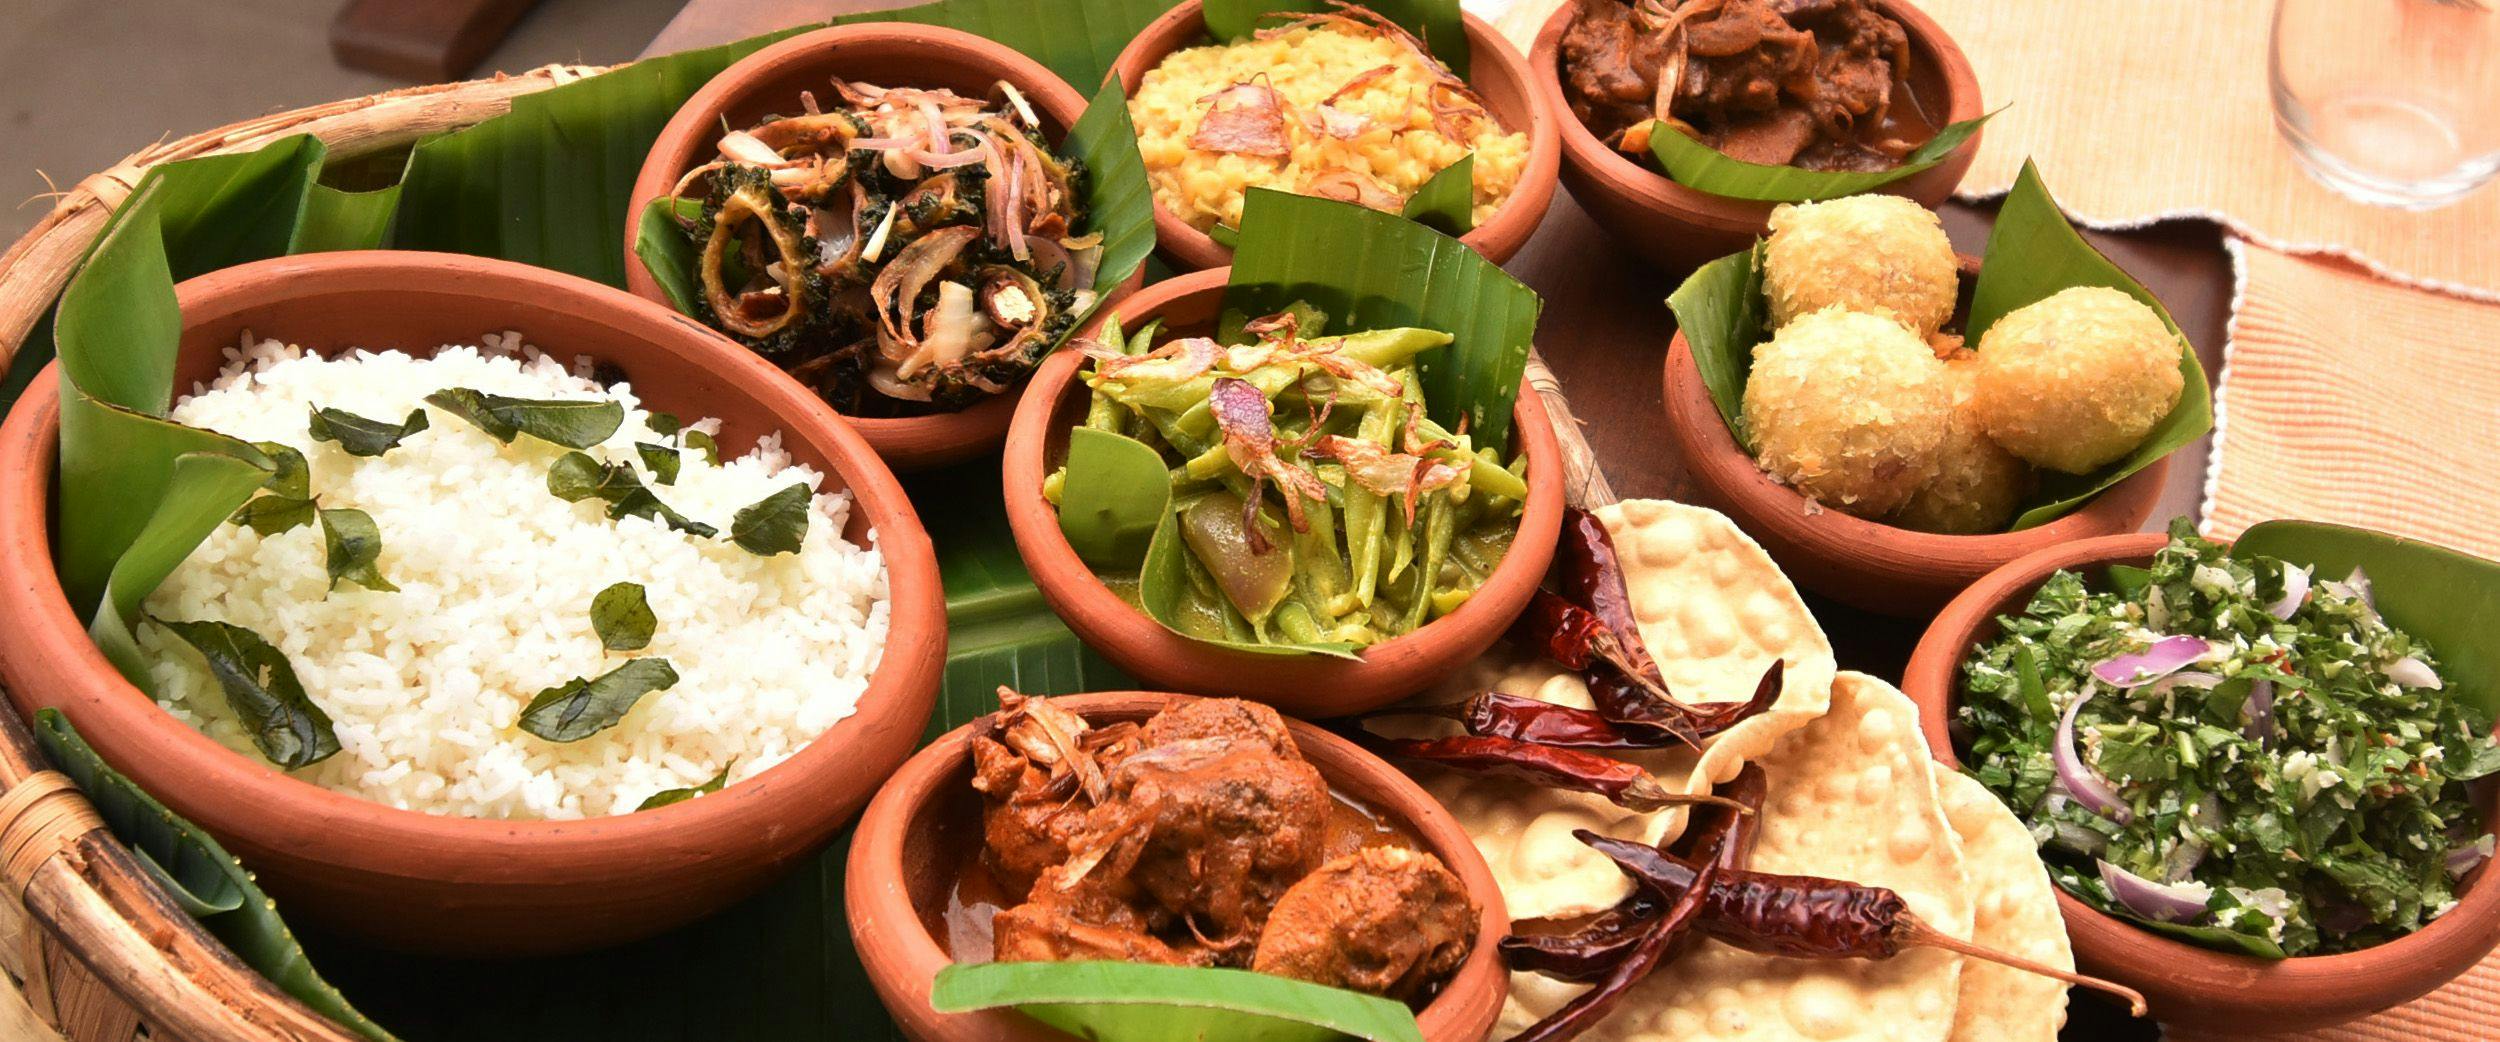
(1894, 355, 2032, 534)
(1743, 307, 1953, 518)
(1764, 195, 1959, 338)
(1972, 286, 2184, 474)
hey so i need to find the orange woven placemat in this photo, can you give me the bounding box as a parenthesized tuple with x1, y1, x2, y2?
(2202, 243, 2500, 561)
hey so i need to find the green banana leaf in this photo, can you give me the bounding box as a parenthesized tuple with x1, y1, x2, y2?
(1056, 426, 1171, 568)
(32, 710, 400, 1042)
(391, 28, 812, 286)
(832, 0, 1171, 91)
(1400, 153, 1475, 236)
(1201, 0, 1469, 78)
(2232, 520, 2500, 720)
(87, 450, 273, 687)
(1225, 187, 1537, 447)
(1663, 162, 2210, 531)
(933, 961, 1425, 1042)
(629, 78, 1158, 352)
(1974, 161, 2211, 529)
(1644, 112, 1991, 203)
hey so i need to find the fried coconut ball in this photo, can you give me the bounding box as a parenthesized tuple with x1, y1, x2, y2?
(1893, 355, 2032, 534)
(1972, 286, 2184, 474)
(1763, 194, 1959, 338)
(1743, 307, 1953, 517)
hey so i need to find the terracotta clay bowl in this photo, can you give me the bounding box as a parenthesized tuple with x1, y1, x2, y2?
(626, 22, 1144, 473)
(0, 252, 948, 955)
(1902, 533, 2500, 1032)
(847, 690, 1510, 1042)
(1001, 268, 1563, 716)
(1530, 0, 1983, 274)
(1658, 254, 2168, 617)
(1109, 0, 1561, 272)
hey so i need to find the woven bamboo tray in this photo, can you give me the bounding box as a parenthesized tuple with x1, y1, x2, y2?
(0, 62, 1616, 1042)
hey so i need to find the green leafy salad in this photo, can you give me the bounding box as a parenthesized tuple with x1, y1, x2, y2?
(1960, 520, 2500, 957)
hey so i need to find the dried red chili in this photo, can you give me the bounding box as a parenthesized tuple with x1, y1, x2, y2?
(1498, 765, 1768, 983)
(1570, 833, 2148, 1014)
(1511, 588, 1640, 674)
(1506, 828, 1730, 1042)
(1555, 506, 1658, 680)
(1588, 659, 1783, 743)
(1370, 691, 1681, 750)
(1361, 734, 1744, 814)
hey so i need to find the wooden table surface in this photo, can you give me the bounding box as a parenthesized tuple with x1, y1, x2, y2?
(647, 5, 2227, 1037)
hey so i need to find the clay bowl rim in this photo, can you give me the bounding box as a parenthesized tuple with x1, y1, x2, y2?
(621, 21, 1141, 472)
(1106, 0, 1563, 271)
(1526, 0, 1985, 232)
(844, 689, 1511, 1042)
(1655, 253, 2175, 603)
(998, 267, 1565, 713)
(0, 251, 947, 860)
(1901, 531, 2500, 1029)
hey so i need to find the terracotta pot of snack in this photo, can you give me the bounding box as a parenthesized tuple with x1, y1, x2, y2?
(1109, 0, 1560, 271)
(848, 690, 1509, 1042)
(1657, 253, 2168, 617)
(0, 252, 947, 955)
(626, 22, 1143, 472)
(1531, 0, 1982, 274)
(1902, 533, 2500, 1031)
(1002, 269, 1562, 716)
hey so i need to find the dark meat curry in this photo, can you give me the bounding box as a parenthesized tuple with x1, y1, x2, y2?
(953, 691, 1477, 1003)
(1559, 0, 1941, 171)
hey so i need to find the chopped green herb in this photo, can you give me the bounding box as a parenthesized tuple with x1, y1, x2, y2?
(546, 451, 719, 537)
(730, 483, 811, 556)
(147, 617, 338, 768)
(637, 442, 682, 486)
(683, 428, 720, 465)
(518, 658, 680, 742)
(1960, 520, 2498, 957)
(592, 581, 656, 652)
(318, 508, 397, 592)
(636, 760, 733, 810)
(424, 388, 623, 449)
(229, 442, 318, 535)
(307, 406, 428, 457)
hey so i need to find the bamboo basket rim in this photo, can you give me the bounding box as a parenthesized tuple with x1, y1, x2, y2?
(0, 50, 1615, 1042)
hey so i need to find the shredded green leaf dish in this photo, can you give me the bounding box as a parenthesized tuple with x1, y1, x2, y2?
(1049, 308, 1526, 656)
(1960, 519, 2500, 958)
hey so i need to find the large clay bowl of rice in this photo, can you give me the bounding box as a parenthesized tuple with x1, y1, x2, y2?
(1111, 0, 1559, 271)
(0, 251, 947, 955)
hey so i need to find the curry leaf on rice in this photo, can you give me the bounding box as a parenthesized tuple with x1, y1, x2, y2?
(229, 441, 318, 535)
(147, 617, 339, 769)
(318, 508, 398, 593)
(307, 406, 429, 457)
(425, 387, 625, 449)
(635, 759, 734, 811)
(637, 442, 682, 485)
(519, 658, 682, 742)
(547, 450, 719, 537)
(592, 581, 657, 652)
(731, 483, 813, 557)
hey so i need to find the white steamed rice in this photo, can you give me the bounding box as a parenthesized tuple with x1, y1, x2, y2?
(138, 333, 890, 820)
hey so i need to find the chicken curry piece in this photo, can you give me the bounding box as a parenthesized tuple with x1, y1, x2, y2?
(966, 691, 1478, 1002)
(1560, 0, 1939, 171)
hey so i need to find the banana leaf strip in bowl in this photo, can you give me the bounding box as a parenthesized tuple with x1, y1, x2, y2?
(1201, 0, 1469, 79)
(1644, 111, 1991, 203)
(1663, 160, 2210, 531)
(933, 960, 1425, 1042)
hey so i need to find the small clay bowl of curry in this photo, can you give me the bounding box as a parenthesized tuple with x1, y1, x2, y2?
(846, 690, 1510, 1042)
(1530, 0, 1984, 274)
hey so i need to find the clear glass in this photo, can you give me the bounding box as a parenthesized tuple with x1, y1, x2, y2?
(2270, 0, 2500, 209)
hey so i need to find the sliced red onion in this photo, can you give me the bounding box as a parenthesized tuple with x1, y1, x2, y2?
(2056, 690, 2134, 825)
(2092, 635, 2212, 688)
(2161, 839, 2210, 882)
(2320, 566, 2377, 614)
(2386, 656, 2444, 690)
(2267, 563, 2311, 620)
(2241, 679, 2277, 744)
(847, 135, 917, 151)
(2148, 670, 2223, 696)
(2098, 860, 2211, 923)
(906, 143, 991, 169)
(2446, 835, 2494, 876)
(918, 99, 952, 154)
(1209, 377, 1273, 438)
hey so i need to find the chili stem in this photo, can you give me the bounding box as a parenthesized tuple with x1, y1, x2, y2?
(1893, 917, 2149, 1017)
